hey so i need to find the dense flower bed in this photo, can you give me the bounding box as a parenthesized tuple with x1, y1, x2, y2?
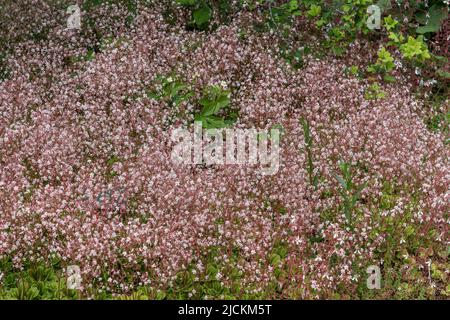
(0, 1, 448, 299)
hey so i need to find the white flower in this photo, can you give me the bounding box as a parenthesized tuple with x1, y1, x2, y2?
(220, 80, 228, 89)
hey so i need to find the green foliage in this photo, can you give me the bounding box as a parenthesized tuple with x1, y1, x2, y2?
(192, 3, 212, 28)
(333, 162, 367, 227)
(387, 31, 405, 45)
(177, 0, 213, 30)
(424, 93, 450, 135)
(0, 261, 78, 300)
(307, 4, 321, 18)
(194, 85, 237, 129)
(281, 45, 311, 69)
(280, 0, 302, 17)
(400, 36, 431, 62)
(383, 15, 398, 31)
(256, 0, 445, 81)
(148, 76, 238, 129)
(368, 47, 395, 74)
(415, 3, 448, 34)
(147, 75, 194, 127)
(331, 0, 373, 37)
(148, 75, 193, 108)
(314, 0, 375, 57)
(266, 4, 296, 30)
(365, 83, 386, 100)
(344, 65, 366, 80)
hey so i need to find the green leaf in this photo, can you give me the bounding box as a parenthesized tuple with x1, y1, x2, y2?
(343, 206, 352, 222)
(289, 0, 298, 11)
(207, 264, 218, 277)
(307, 4, 321, 18)
(270, 253, 282, 266)
(147, 91, 160, 100)
(193, 3, 212, 27)
(199, 100, 216, 116)
(400, 36, 430, 61)
(331, 45, 345, 57)
(204, 116, 228, 129)
(28, 286, 40, 299)
(316, 19, 326, 27)
(215, 94, 230, 109)
(155, 290, 166, 300)
(338, 162, 349, 176)
(334, 174, 347, 190)
(383, 15, 398, 31)
(383, 74, 396, 83)
(437, 70, 450, 79)
(405, 225, 415, 237)
(195, 115, 230, 129)
(170, 83, 187, 98)
(351, 182, 367, 206)
(416, 4, 448, 34)
(377, 0, 392, 12)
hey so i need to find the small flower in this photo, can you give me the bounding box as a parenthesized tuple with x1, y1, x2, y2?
(219, 80, 228, 89)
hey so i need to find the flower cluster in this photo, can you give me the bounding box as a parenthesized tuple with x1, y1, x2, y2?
(0, 2, 448, 298)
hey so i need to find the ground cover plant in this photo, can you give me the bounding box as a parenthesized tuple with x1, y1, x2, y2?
(0, 0, 448, 299)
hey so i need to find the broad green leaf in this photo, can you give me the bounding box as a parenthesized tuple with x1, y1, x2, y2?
(416, 4, 448, 34)
(193, 4, 212, 27)
(215, 94, 230, 110)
